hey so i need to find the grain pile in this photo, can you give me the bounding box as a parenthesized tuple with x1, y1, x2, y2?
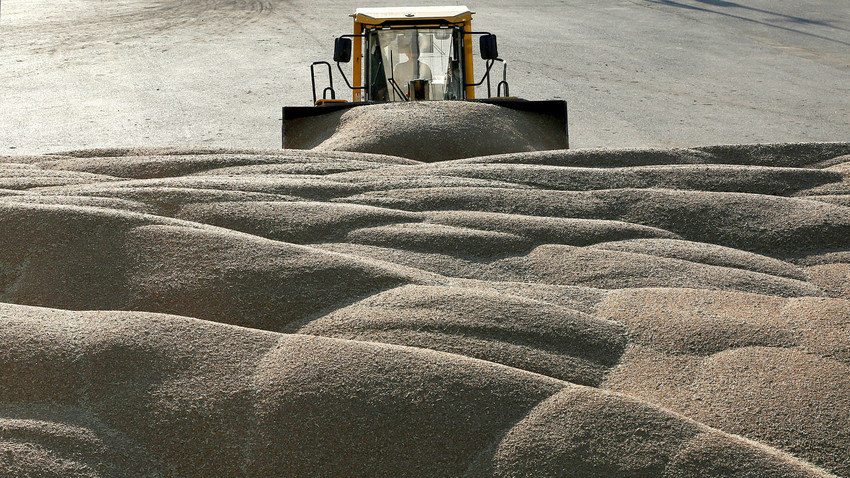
(2, 137, 850, 476)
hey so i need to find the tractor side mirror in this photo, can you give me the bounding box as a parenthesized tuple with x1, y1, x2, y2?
(334, 37, 352, 63)
(480, 34, 498, 60)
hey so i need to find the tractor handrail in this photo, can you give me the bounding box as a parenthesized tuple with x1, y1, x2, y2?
(310, 61, 336, 105)
(488, 59, 509, 97)
(497, 59, 510, 97)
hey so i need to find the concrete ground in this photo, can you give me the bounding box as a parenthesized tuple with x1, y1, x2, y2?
(1, 0, 848, 154)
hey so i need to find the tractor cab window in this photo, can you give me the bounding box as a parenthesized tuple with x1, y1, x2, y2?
(367, 27, 463, 102)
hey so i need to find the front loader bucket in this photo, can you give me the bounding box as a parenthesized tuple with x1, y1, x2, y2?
(283, 102, 371, 150)
(282, 99, 569, 160)
(472, 98, 569, 149)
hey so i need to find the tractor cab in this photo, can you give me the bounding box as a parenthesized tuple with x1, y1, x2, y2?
(317, 6, 504, 104)
(365, 27, 464, 102)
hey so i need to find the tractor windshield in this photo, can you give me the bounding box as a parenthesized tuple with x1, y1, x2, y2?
(367, 27, 463, 102)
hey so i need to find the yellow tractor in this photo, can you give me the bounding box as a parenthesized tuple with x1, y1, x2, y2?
(282, 6, 569, 152)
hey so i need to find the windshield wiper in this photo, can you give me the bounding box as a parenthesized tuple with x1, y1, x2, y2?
(388, 51, 409, 101)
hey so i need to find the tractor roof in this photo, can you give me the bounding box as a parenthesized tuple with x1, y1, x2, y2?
(352, 6, 474, 25)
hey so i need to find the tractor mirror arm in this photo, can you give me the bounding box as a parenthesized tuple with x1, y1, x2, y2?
(463, 31, 506, 98)
(464, 58, 509, 99)
(336, 62, 365, 91)
(464, 58, 496, 88)
(334, 34, 366, 93)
